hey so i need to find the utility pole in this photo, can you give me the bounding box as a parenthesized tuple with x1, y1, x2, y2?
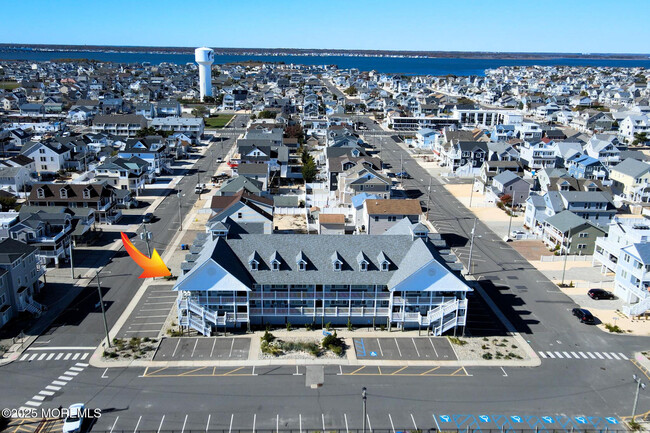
(469, 176, 476, 208)
(177, 191, 183, 231)
(197, 171, 202, 200)
(560, 226, 571, 287)
(141, 223, 152, 257)
(69, 242, 75, 279)
(426, 177, 432, 219)
(506, 195, 517, 240)
(632, 374, 646, 421)
(467, 218, 478, 275)
(362, 387, 367, 433)
(96, 271, 111, 348)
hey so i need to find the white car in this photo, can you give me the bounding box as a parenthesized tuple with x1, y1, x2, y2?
(62, 403, 84, 433)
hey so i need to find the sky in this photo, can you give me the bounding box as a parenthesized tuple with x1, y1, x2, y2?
(2, 0, 649, 54)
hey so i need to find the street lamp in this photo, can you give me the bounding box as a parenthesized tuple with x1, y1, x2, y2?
(362, 387, 367, 433)
(467, 218, 479, 275)
(632, 374, 646, 422)
(95, 270, 111, 348)
(560, 226, 572, 287)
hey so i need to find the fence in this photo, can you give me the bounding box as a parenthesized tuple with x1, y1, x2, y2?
(91, 429, 630, 433)
(539, 255, 593, 263)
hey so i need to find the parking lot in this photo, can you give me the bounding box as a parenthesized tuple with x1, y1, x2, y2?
(116, 284, 176, 339)
(353, 337, 457, 361)
(153, 337, 250, 361)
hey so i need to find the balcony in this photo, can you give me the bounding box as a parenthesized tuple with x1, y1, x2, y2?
(248, 306, 389, 317)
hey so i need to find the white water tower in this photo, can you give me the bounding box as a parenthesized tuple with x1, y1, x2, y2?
(195, 47, 214, 101)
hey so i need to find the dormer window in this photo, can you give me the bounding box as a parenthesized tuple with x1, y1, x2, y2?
(334, 261, 342, 271)
(331, 251, 343, 272)
(271, 260, 280, 271)
(359, 261, 368, 272)
(82, 188, 91, 199)
(37, 188, 45, 199)
(381, 261, 390, 272)
(59, 188, 68, 199)
(249, 260, 259, 271)
(298, 261, 306, 271)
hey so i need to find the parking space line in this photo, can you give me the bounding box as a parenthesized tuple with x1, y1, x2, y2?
(181, 414, 188, 433)
(428, 338, 438, 357)
(157, 415, 165, 433)
(421, 367, 440, 375)
(411, 338, 420, 357)
(109, 416, 119, 433)
(210, 339, 217, 358)
(391, 366, 407, 375)
(191, 339, 199, 357)
(367, 414, 372, 432)
(253, 413, 256, 433)
(133, 416, 142, 433)
(146, 367, 168, 376)
(224, 366, 246, 375)
(394, 338, 402, 357)
(432, 414, 441, 431)
(206, 414, 211, 433)
(377, 339, 383, 357)
(343, 413, 349, 433)
(229, 339, 235, 357)
(299, 414, 302, 433)
(349, 366, 366, 375)
(388, 414, 396, 433)
(172, 339, 182, 357)
(410, 414, 418, 430)
(180, 367, 209, 376)
(229, 414, 233, 433)
(135, 315, 169, 319)
(322, 414, 325, 432)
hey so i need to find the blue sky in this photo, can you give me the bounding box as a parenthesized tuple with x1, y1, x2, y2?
(3, 0, 649, 53)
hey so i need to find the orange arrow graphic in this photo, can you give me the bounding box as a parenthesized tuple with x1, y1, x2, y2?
(120, 232, 171, 279)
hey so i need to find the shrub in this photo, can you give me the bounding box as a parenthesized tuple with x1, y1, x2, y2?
(322, 331, 345, 356)
(481, 344, 489, 350)
(379, 324, 386, 331)
(448, 337, 467, 346)
(604, 323, 624, 333)
(482, 353, 493, 360)
(305, 324, 312, 331)
(347, 318, 353, 331)
(325, 322, 331, 331)
(286, 321, 292, 332)
(261, 330, 276, 344)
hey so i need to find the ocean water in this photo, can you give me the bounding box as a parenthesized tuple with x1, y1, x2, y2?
(1, 48, 649, 76)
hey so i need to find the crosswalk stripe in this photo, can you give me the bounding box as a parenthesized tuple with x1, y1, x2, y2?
(20, 354, 29, 361)
(72, 353, 80, 360)
(587, 352, 596, 359)
(539, 351, 547, 358)
(70, 366, 83, 372)
(52, 381, 67, 386)
(65, 371, 79, 377)
(39, 390, 54, 396)
(56, 353, 63, 360)
(546, 352, 555, 358)
(58, 375, 73, 381)
(610, 353, 620, 360)
(554, 351, 563, 358)
(64, 353, 71, 360)
(45, 385, 61, 391)
(76, 362, 89, 367)
(579, 352, 588, 359)
(595, 352, 604, 359)
(81, 353, 89, 360)
(37, 353, 46, 361)
(603, 352, 613, 360)
(46, 353, 55, 360)
(562, 351, 571, 358)
(570, 352, 580, 359)
(32, 396, 45, 401)
(28, 353, 37, 361)
(24, 401, 41, 407)
(618, 352, 628, 360)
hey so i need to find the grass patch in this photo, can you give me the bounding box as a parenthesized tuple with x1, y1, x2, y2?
(205, 114, 235, 128)
(0, 81, 19, 90)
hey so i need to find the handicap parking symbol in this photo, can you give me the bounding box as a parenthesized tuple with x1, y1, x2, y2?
(510, 416, 522, 423)
(575, 417, 587, 424)
(542, 417, 555, 424)
(439, 415, 451, 423)
(478, 415, 490, 423)
(370, 351, 377, 357)
(605, 417, 619, 424)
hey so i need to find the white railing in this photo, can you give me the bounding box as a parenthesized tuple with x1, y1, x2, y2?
(623, 296, 650, 316)
(540, 254, 593, 262)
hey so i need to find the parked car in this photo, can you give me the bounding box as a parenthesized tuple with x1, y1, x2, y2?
(194, 184, 205, 194)
(396, 171, 411, 179)
(62, 403, 85, 433)
(216, 157, 223, 163)
(588, 289, 615, 300)
(572, 308, 595, 324)
(142, 213, 154, 224)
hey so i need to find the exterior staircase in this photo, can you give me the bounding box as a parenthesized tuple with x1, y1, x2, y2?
(21, 300, 44, 316)
(623, 296, 650, 317)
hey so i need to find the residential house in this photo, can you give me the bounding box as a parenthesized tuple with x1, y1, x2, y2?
(118, 137, 169, 177)
(91, 114, 148, 137)
(542, 210, 606, 255)
(27, 183, 121, 224)
(94, 156, 148, 196)
(361, 199, 422, 235)
(318, 214, 346, 235)
(488, 171, 531, 205)
(609, 158, 650, 202)
(337, 164, 391, 204)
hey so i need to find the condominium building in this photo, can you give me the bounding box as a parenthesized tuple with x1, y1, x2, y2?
(174, 220, 470, 335)
(593, 217, 650, 316)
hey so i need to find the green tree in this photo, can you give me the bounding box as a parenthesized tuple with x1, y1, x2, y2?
(343, 86, 357, 96)
(258, 110, 276, 119)
(192, 105, 207, 117)
(284, 124, 305, 144)
(0, 196, 17, 211)
(302, 158, 317, 183)
(135, 126, 158, 137)
(633, 132, 648, 146)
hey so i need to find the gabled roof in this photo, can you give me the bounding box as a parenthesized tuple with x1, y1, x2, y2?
(611, 158, 650, 178)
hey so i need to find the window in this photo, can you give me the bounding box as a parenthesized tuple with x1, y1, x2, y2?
(374, 216, 379, 222)
(381, 261, 389, 271)
(359, 261, 368, 272)
(578, 233, 588, 238)
(577, 244, 586, 249)
(298, 261, 306, 271)
(333, 261, 342, 271)
(237, 212, 243, 219)
(272, 260, 280, 271)
(249, 261, 258, 271)
(39, 149, 45, 154)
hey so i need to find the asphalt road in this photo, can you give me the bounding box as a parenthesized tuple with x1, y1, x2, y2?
(1, 114, 649, 429)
